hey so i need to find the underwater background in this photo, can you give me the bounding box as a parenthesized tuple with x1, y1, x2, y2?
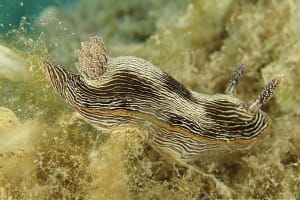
(0, 0, 300, 199)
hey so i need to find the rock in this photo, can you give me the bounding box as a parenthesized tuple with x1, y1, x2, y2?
(0, 107, 20, 132)
(0, 45, 26, 81)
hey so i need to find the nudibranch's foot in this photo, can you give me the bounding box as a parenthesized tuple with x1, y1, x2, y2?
(225, 56, 248, 94)
(248, 75, 283, 113)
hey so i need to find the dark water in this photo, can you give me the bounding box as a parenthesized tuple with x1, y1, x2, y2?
(0, 0, 77, 33)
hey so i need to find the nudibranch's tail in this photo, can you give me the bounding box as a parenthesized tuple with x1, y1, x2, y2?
(44, 60, 74, 99)
(248, 75, 283, 113)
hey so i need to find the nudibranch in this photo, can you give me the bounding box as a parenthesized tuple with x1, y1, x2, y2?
(44, 37, 281, 161)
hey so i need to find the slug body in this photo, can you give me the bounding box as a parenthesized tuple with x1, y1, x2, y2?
(45, 37, 279, 161)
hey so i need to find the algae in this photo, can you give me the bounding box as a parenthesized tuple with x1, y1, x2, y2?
(0, 0, 299, 199)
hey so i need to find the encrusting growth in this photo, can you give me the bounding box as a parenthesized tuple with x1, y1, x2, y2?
(44, 36, 282, 162)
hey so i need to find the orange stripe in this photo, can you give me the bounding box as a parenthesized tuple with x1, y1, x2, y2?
(68, 96, 270, 146)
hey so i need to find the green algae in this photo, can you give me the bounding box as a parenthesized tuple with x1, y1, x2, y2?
(0, 0, 300, 199)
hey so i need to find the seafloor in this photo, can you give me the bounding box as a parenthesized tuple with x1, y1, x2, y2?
(0, 0, 299, 199)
